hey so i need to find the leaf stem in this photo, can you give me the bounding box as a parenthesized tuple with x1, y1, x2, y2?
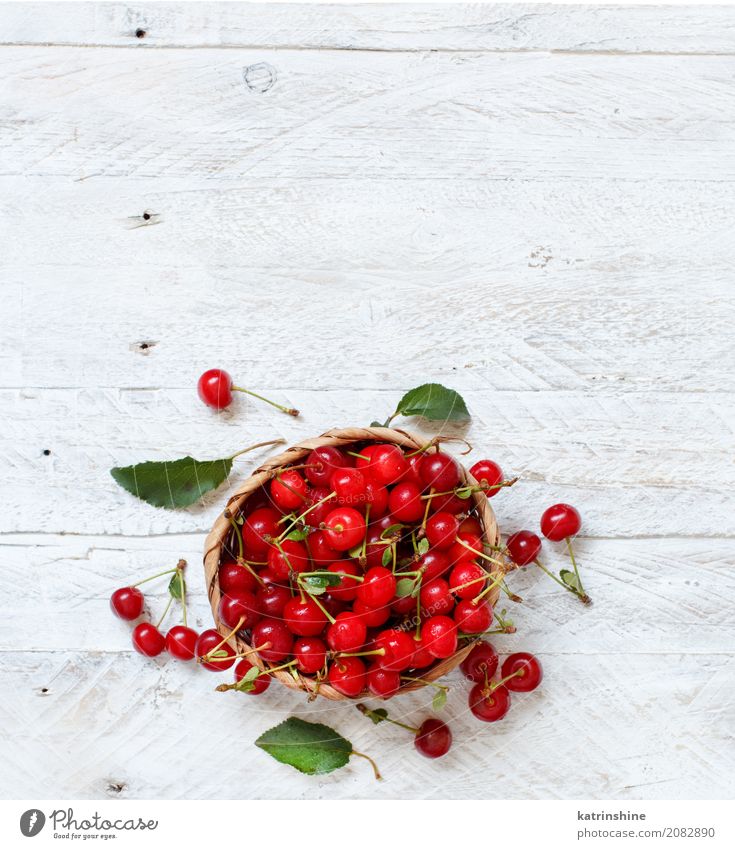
(566, 537, 591, 603)
(133, 568, 177, 587)
(356, 703, 418, 734)
(350, 749, 382, 781)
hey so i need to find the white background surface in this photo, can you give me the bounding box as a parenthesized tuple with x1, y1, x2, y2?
(1, 2, 734, 800)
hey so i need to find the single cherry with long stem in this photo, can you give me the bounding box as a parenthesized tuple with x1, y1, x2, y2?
(197, 368, 299, 415)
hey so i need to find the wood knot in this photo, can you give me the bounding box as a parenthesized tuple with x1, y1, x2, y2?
(135, 28, 146, 39)
(243, 63, 277, 94)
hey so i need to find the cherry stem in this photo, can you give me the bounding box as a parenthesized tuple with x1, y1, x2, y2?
(277, 491, 336, 541)
(179, 564, 187, 627)
(347, 450, 370, 461)
(155, 595, 174, 630)
(301, 587, 336, 625)
(566, 537, 590, 603)
(335, 648, 385, 659)
(459, 626, 516, 637)
(499, 579, 522, 603)
(420, 488, 433, 532)
(533, 557, 586, 601)
(199, 618, 243, 663)
(350, 749, 382, 781)
(420, 478, 518, 500)
(274, 473, 308, 503)
(454, 537, 506, 568)
(133, 568, 177, 587)
(490, 668, 524, 692)
(472, 571, 508, 605)
(450, 571, 491, 594)
(356, 703, 418, 734)
(230, 386, 299, 417)
(400, 675, 449, 696)
(300, 570, 365, 583)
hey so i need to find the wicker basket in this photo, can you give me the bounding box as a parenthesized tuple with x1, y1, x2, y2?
(203, 427, 503, 700)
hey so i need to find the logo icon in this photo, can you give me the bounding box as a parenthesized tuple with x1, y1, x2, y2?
(20, 809, 45, 837)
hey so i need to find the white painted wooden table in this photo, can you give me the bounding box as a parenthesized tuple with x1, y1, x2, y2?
(1, 2, 734, 801)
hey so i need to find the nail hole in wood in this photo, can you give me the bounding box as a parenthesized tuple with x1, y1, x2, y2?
(43, 449, 51, 456)
(142, 212, 151, 221)
(40, 687, 49, 694)
(135, 28, 146, 39)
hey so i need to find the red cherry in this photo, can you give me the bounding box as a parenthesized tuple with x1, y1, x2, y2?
(251, 618, 293, 662)
(327, 611, 367, 653)
(304, 486, 334, 525)
(460, 640, 498, 683)
(356, 566, 396, 608)
(326, 561, 362, 602)
(256, 582, 290, 618)
(459, 516, 482, 536)
(293, 637, 327, 674)
(417, 549, 450, 582)
(410, 635, 435, 668)
(195, 629, 237, 671)
(449, 561, 486, 599)
(540, 503, 581, 541)
(447, 533, 482, 565)
(391, 594, 418, 616)
(331, 468, 368, 507)
(165, 625, 199, 661)
(328, 656, 366, 697)
(425, 512, 459, 550)
(234, 659, 270, 695)
(242, 508, 281, 557)
(363, 524, 392, 569)
(469, 459, 504, 497)
(501, 652, 543, 692)
(388, 481, 424, 523)
(283, 597, 328, 637)
(454, 599, 492, 633)
(305, 446, 349, 486)
(218, 562, 257, 595)
(401, 454, 424, 487)
(197, 368, 233, 409)
(369, 444, 409, 486)
(306, 530, 342, 566)
(132, 622, 165, 657)
(375, 628, 415, 671)
(420, 615, 458, 659)
(420, 578, 455, 616)
(414, 718, 452, 759)
(428, 491, 466, 514)
(267, 539, 309, 580)
(469, 683, 511, 722)
(364, 480, 389, 518)
(367, 665, 401, 698)
(420, 452, 460, 492)
(323, 507, 366, 551)
(353, 598, 391, 628)
(270, 470, 308, 511)
(506, 530, 542, 566)
(218, 591, 260, 631)
(110, 586, 144, 621)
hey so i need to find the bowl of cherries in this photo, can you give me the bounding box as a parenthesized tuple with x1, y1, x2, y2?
(201, 427, 518, 701)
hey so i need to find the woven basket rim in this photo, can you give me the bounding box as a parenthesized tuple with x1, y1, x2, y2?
(203, 426, 504, 700)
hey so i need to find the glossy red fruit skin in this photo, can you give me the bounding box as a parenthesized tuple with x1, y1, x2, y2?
(459, 516, 482, 536)
(448, 533, 483, 565)
(375, 628, 415, 672)
(328, 656, 367, 697)
(132, 622, 165, 657)
(410, 635, 435, 668)
(369, 444, 409, 486)
(425, 512, 459, 550)
(305, 485, 335, 525)
(219, 562, 257, 595)
(388, 481, 424, 523)
(454, 599, 492, 634)
(251, 618, 293, 662)
(364, 480, 389, 518)
(420, 452, 460, 492)
(195, 629, 237, 671)
(197, 368, 233, 409)
(391, 594, 418, 616)
(540, 503, 581, 541)
(323, 507, 366, 551)
(449, 561, 486, 599)
(234, 659, 270, 695)
(327, 611, 367, 653)
(356, 566, 396, 608)
(331, 468, 368, 507)
(353, 598, 391, 628)
(270, 469, 308, 511)
(326, 561, 362, 602)
(363, 524, 392, 569)
(165, 625, 199, 661)
(469, 683, 511, 722)
(283, 597, 328, 637)
(367, 665, 401, 698)
(506, 530, 542, 566)
(242, 507, 281, 557)
(420, 616, 458, 659)
(420, 578, 455, 616)
(501, 652, 543, 692)
(401, 454, 424, 487)
(414, 718, 452, 759)
(428, 492, 466, 515)
(305, 446, 350, 487)
(469, 459, 504, 497)
(267, 539, 309, 580)
(306, 530, 342, 566)
(255, 582, 290, 618)
(417, 550, 450, 582)
(218, 591, 260, 631)
(460, 641, 499, 683)
(293, 637, 327, 674)
(110, 586, 144, 621)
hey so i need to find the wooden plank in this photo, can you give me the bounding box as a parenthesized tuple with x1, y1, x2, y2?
(2, 648, 732, 799)
(2, 49, 735, 182)
(1, 3, 734, 53)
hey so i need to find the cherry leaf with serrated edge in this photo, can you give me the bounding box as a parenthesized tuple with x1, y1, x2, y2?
(381, 547, 393, 567)
(365, 708, 389, 725)
(395, 577, 416, 598)
(110, 456, 233, 509)
(168, 571, 185, 600)
(393, 383, 470, 422)
(417, 537, 430, 555)
(255, 717, 353, 776)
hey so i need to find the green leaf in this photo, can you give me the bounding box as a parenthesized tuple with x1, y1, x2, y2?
(348, 543, 364, 559)
(255, 717, 353, 776)
(110, 455, 233, 509)
(380, 523, 404, 540)
(235, 665, 261, 692)
(168, 570, 185, 600)
(301, 574, 340, 596)
(455, 486, 473, 500)
(381, 546, 393, 567)
(393, 383, 470, 422)
(370, 421, 384, 427)
(395, 577, 416, 598)
(560, 569, 582, 593)
(417, 537, 430, 555)
(432, 688, 447, 711)
(365, 708, 389, 725)
(286, 527, 311, 542)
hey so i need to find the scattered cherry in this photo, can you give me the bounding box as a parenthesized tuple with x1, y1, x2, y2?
(469, 683, 511, 722)
(132, 622, 165, 657)
(460, 640, 499, 683)
(501, 652, 543, 692)
(469, 459, 504, 497)
(165, 625, 199, 661)
(197, 368, 298, 415)
(414, 718, 452, 759)
(540, 503, 581, 541)
(110, 586, 144, 621)
(506, 530, 542, 566)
